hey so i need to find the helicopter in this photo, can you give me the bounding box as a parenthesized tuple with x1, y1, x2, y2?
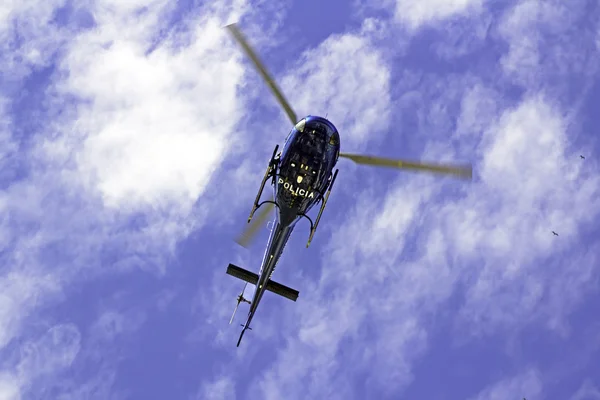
(224, 23, 473, 347)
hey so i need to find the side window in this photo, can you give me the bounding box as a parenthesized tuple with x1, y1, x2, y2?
(283, 118, 305, 154)
(284, 131, 292, 146)
(329, 131, 339, 145)
(282, 129, 295, 155)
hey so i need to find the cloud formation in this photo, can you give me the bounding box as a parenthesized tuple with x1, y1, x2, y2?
(282, 22, 392, 147)
(243, 1, 600, 399)
(0, 0, 255, 397)
(1, 0, 599, 399)
(469, 369, 543, 400)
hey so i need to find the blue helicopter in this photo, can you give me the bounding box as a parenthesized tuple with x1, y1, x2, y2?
(224, 23, 472, 347)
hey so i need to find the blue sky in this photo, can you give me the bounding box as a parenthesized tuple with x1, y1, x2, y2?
(1, 0, 599, 399)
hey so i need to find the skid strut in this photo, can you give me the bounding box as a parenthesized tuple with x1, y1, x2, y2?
(306, 168, 339, 247)
(248, 145, 279, 222)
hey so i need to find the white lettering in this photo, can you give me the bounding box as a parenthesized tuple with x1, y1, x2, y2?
(277, 177, 316, 199)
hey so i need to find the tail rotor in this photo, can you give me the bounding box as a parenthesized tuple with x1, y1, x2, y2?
(229, 283, 251, 324)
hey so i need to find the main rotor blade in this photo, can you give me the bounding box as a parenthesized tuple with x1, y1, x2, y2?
(339, 153, 473, 179)
(226, 23, 297, 125)
(235, 201, 275, 249)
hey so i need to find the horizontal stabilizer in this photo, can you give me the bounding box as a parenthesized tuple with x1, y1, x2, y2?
(265, 279, 299, 302)
(226, 263, 259, 285)
(226, 263, 299, 302)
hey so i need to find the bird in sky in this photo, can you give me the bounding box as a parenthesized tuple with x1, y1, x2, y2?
(580, 155, 585, 159)
(552, 231, 559, 236)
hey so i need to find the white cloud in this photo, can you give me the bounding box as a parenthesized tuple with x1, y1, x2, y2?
(51, 309, 142, 400)
(281, 22, 392, 148)
(198, 376, 236, 400)
(252, 72, 600, 400)
(57, 5, 247, 211)
(570, 380, 600, 400)
(0, 97, 18, 188)
(0, 0, 72, 83)
(469, 369, 543, 400)
(452, 95, 600, 334)
(0, 97, 13, 136)
(0, 324, 82, 397)
(0, 268, 63, 349)
(2, 0, 599, 399)
(456, 83, 501, 140)
(386, 0, 485, 31)
(17, 324, 81, 379)
(0, 373, 19, 400)
(90, 309, 146, 342)
(0, 0, 255, 397)
(431, 10, 493, 59)
(480, 97, 577, 212)
(498, 0, 551, 85)
(497, 0, 597, 89)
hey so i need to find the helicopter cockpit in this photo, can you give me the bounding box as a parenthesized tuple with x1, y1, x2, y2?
(276, 116, 341, 210)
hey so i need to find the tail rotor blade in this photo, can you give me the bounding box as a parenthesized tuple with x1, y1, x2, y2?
(339, 153, 473, 180)
(239, 282, 248, 301)
(235, 201, 275, 248)
(225, 23, 298, 125)
(229, 303, 241, 325)
(229, 283, 249, 325)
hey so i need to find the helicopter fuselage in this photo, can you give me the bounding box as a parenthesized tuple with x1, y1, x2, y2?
(226, 22, 472, 347)
(241, 116, 341, 336)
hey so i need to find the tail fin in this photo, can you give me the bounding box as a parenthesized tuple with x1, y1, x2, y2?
(236, 327, 246, 347)
(237, 324, 252, 347)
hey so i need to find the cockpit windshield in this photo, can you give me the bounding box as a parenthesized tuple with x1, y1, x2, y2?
(276, 116, 340, 211)
(299, 130, 325, 156)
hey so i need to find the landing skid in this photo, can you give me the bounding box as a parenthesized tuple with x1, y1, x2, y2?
(247, 145, 280, 222)
(303, 168, 339, 247)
